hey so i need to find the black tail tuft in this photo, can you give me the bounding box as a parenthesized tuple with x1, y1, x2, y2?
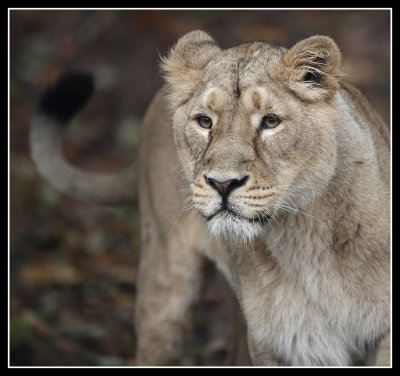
(37, 72, 94, 122)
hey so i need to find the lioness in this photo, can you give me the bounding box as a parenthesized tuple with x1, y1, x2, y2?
(30, 31, 390, 366)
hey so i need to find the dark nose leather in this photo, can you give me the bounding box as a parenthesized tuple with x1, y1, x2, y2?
(205, 175, 249, 197)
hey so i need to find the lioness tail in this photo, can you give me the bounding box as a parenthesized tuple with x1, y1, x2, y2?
(30, 72, 138, 204)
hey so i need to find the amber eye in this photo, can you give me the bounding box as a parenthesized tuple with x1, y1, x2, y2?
(260, 114, 281, 129)
(196, 116, 213, 129)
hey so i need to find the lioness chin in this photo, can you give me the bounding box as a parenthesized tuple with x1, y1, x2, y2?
(30, 31, 390, 366)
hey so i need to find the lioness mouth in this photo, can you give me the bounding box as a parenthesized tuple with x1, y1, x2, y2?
(207, 209, 271, 224)
(248, 214, 272, 224)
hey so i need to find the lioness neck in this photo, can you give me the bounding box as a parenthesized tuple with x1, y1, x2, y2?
(259, 88, 389, 282)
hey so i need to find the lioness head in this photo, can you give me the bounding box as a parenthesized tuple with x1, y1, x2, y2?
(161, 31, 342, 242)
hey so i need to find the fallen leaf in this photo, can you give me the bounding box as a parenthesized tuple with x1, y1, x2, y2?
(19, 259, 82, 286)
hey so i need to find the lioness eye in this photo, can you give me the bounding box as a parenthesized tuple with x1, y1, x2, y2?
(260, 114, 281, 129)
(196, 116, 213, 129)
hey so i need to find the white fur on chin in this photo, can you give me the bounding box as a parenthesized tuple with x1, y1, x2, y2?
(207, 211, 263, 244)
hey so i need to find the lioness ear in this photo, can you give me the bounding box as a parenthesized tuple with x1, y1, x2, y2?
(161, 30, 220, 107)
(282, 35, 342, 102)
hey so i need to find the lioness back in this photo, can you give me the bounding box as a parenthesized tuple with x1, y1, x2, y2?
(339, 81, 390, 185)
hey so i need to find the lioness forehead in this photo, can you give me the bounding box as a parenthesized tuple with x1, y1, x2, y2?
(200, 42, 286, 100)
(200, 85, 274, 113)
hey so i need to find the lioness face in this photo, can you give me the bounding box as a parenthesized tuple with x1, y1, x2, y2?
(163, 32, 341, 241)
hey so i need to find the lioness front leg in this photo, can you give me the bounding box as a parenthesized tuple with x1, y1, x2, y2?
(375, 330, 391, 366)
(366, 329, 391, 367)
(134, 222, 206, 366)
(247, 338, 284, 366)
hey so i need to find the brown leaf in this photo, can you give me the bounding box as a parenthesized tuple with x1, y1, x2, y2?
(19, 258, 82, 286)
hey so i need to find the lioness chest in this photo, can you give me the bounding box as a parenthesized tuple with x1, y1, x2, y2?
(221, 223, 379, 366)
(233, 250, 352, 365)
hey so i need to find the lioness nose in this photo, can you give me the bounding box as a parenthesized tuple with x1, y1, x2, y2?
(205, 175, 249, 197)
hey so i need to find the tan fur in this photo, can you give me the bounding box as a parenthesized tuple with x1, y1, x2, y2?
(31, 31, 390, 366)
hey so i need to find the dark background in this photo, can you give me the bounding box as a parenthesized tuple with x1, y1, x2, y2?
(9, 9, 390, 366)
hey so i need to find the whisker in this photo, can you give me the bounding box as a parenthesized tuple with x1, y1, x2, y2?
(304, 176, 316, 205)
(168, 196, 192, 235)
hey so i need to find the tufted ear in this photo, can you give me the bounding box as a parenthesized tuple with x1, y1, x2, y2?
(282, 35, 342, 102)
(161, 30, 221, 107)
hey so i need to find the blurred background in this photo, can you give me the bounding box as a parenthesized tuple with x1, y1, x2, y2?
(9, 9, 390, 366)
